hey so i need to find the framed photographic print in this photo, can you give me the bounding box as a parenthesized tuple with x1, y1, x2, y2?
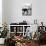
(22, 3, 32, 16)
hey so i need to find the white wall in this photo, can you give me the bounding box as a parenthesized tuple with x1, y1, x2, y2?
(2, 0, 46, 26)
(2, 0, 8, 24)
(33, 0, 46, 25)
(7, 0, 33, 24)
(0, 0, 2, 27)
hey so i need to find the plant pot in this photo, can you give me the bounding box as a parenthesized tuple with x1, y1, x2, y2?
(0, 38, 5, 44)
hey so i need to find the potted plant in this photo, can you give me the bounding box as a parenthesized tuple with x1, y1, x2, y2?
(0, 23, 9, 44)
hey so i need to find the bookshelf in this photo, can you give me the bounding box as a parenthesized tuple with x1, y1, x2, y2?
(9, 25, 31, 37)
